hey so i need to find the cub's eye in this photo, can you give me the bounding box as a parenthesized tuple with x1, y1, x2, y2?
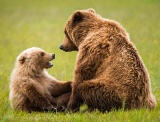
(41, 52, 44, 56)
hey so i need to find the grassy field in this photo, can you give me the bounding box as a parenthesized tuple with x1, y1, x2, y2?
(0, 0, 160, 121)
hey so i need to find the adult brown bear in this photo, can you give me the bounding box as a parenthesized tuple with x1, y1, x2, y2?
(60, 9, 156, 112)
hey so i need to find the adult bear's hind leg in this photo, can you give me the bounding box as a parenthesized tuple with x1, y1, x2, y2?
(67, 87, 83, 112)
(77, 80, 123, 112)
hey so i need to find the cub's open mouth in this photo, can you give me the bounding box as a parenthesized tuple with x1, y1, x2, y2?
(47, 54, 55, 68)
(47, 62, 53, 68)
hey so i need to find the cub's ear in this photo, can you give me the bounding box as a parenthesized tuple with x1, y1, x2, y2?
(87, 8, 95, 13)
(18, 56, 26, 64)
(72, 11, 83, 27)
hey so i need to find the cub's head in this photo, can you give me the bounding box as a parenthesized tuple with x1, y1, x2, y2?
(17, 47, 55, 71)
(60, 9, 99, 52)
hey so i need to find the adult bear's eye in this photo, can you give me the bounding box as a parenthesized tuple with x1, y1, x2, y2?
(64, 29, 67, 34)
(64, 30, 69, 36)
(64, 30, 71, 40)
(41, 52, 45, 56)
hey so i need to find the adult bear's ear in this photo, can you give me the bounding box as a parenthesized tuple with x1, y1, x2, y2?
(87, 8, 96, 13)
(72, 11, 83, 28)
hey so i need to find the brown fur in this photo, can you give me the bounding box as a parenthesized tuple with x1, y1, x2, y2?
(55, 92, 71, 111)
(9, 47, 71, 112)
(60, 9, 156, 112)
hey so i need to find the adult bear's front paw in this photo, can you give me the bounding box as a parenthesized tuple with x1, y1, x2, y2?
(67, 101, 79, 113)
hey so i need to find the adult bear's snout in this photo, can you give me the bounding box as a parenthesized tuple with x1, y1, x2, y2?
(59, 45, 64, 50)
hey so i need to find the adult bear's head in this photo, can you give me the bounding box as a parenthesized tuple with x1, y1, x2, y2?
(59, 8, 101, 52)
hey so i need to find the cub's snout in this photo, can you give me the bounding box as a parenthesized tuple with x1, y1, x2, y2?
(52, 54, 55, 59)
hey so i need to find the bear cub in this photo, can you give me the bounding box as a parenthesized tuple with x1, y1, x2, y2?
(9, 47, 71, 112)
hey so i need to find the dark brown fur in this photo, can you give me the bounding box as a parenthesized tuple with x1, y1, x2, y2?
(10, 47, 71, 112)
(60, 9, 156, 112)
(55, 92, 71, 111)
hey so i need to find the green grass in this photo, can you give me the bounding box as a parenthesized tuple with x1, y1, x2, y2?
(0, 0, 160, 121)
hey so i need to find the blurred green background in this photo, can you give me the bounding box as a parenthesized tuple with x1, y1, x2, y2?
(0, 0, 160, 121)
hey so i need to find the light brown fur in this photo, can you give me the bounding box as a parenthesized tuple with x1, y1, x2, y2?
(60, 9, 156, 112)
(9, 47, 71, 112)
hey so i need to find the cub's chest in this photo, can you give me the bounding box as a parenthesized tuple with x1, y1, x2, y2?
(35, 76, 52, 91)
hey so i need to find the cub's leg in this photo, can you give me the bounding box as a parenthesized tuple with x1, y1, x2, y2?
(20, 80, 56, 111)
(55, 92, 71, 112)
(12, 95, 32, 112)
(50, 81, 72, 97)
